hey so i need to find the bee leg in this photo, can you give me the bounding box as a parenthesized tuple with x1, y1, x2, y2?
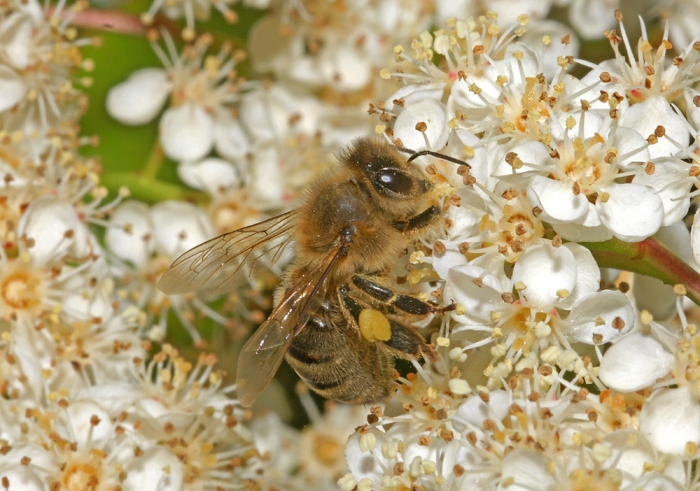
(385, 319, 438, 362)
(351, 274, 435, 317)
(392, 205, 441, 232)
(338, 284, 436, 362)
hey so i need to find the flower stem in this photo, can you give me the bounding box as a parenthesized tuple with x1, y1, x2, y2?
(581, 236, 700, 306)
(142, 142, 165, 180)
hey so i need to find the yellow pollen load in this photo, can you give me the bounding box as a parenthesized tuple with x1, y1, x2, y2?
(359, 309, 392, 342)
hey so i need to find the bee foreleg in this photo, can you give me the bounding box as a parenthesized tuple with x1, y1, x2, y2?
(351, 274, 435, 317)
(392, 205, 441, 232)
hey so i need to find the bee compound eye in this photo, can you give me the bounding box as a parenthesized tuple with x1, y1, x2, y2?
(372, 168, 416, 195)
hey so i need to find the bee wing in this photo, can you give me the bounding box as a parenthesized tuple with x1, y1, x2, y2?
(158, 211, 297, 296)
(236, 242, 348, 407)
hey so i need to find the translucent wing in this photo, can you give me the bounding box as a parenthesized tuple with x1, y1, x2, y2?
(236, 243, 348, 407)
(158, 211, 297, 296)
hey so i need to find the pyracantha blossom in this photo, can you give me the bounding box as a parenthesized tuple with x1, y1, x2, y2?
(577, 15, 698, 159)
(139, 0, 239, 42)
(0, 0, 95, 129)
(638, 300, 700, 458)
(446, 241, 633, 389)
(248, 0, 432, 94)
(555, 0, 619, 40)
(106, 199, 227, 343)
(339, 347, 681, 491)
(506, 112, 665, 242)
(107, 32, 254, 162)
(376, 15, 585, 154)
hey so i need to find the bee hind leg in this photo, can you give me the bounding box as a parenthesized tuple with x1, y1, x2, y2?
(338, 282, 436, 363)
(350, 274, 436, 317)
(384, 319, 437, 362)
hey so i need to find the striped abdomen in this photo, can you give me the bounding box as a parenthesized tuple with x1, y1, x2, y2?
(285, 297, 394, 404)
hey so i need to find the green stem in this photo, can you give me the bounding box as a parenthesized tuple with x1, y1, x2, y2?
(142, 143, 165, 180)
(581, 236, 700, 306)
(101, 172, 204, 204)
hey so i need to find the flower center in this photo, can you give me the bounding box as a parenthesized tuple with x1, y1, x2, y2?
(559, 135, 613, 196)
(2, 271, 41, 310)
(63, 461, 100, 491)
(313, 434, 343, 467)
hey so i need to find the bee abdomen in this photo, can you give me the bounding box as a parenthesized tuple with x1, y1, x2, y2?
(286, 312, 394, 404)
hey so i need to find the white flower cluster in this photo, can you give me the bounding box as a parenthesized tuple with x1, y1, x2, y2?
(0, 2, 306, 490)
(336, 10, 700, 491)
(9, 0, 700, 489)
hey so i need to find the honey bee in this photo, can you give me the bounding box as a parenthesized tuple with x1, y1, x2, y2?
(158, 138, 468, 407)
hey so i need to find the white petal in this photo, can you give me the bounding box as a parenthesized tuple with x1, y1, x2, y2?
(596, 183, 664, 241)
(0, 465, 46, 491)
(447, 265, 507, 323)
(160, 103, 215, 162)
(214, 113, 251, 162)
(106, 68, 171, 125)
(511, 243, 576, 309)
(568, 0, 617, 39)
(393, 99, 448, 152)
(178, 158, 240, 195)
(319, 45, 371, 92)
(345, 430, 389, 484)
(247, 15, 289, 73)
(17, 197, 90, 265)
(500, 448, 559, 491)
(451, 130, 497, 192)
(601, 430, 655, 483)
(453, 391, 510, 429)
(151, 201, 214, 256)
(55, 400, 112, 449)
(613, 126, 651, 168)
(445, 190, 483, 239)
(249, 145, 284, 205)
(106, 200, 154, 269)
(599, 333, 673, 392)
(432, 243, 468, 281)
(385, 83, 445, 112)
(519, 20, 579, 79)
(0, 65, 25, 112)
(633, 157, 691, 227)
(692, 207, 700, 267)
(640, 386, 700, 456)
(240, 85, 321, 144)
(684, 88, 700, 131)
(0, 13, 33, 68)
(562, 290, 633, 344)
(633, 275, 677, 321)
(447, 66, 502, 111)
(122, 446, 183, 491)
(634, 222, 693, 320)
(527, 175, 589, 223)
(557, 242, 600, 310)
(493, 140, 552, 177)
(621, 96, 689, 159)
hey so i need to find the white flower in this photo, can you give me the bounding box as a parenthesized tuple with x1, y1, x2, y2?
(599, 332, 674, 392)
(640, 385, 700, 457)
(562, 0, 618, 39)
(140, 0, 238, 41)
(509, 116, 663, 242)
(446, 241, 632, 388)
(106, 33, 252, 162)
(0, 0, 93, 129)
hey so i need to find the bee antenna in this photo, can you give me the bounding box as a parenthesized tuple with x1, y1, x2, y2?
(395, 146, 471, 169)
